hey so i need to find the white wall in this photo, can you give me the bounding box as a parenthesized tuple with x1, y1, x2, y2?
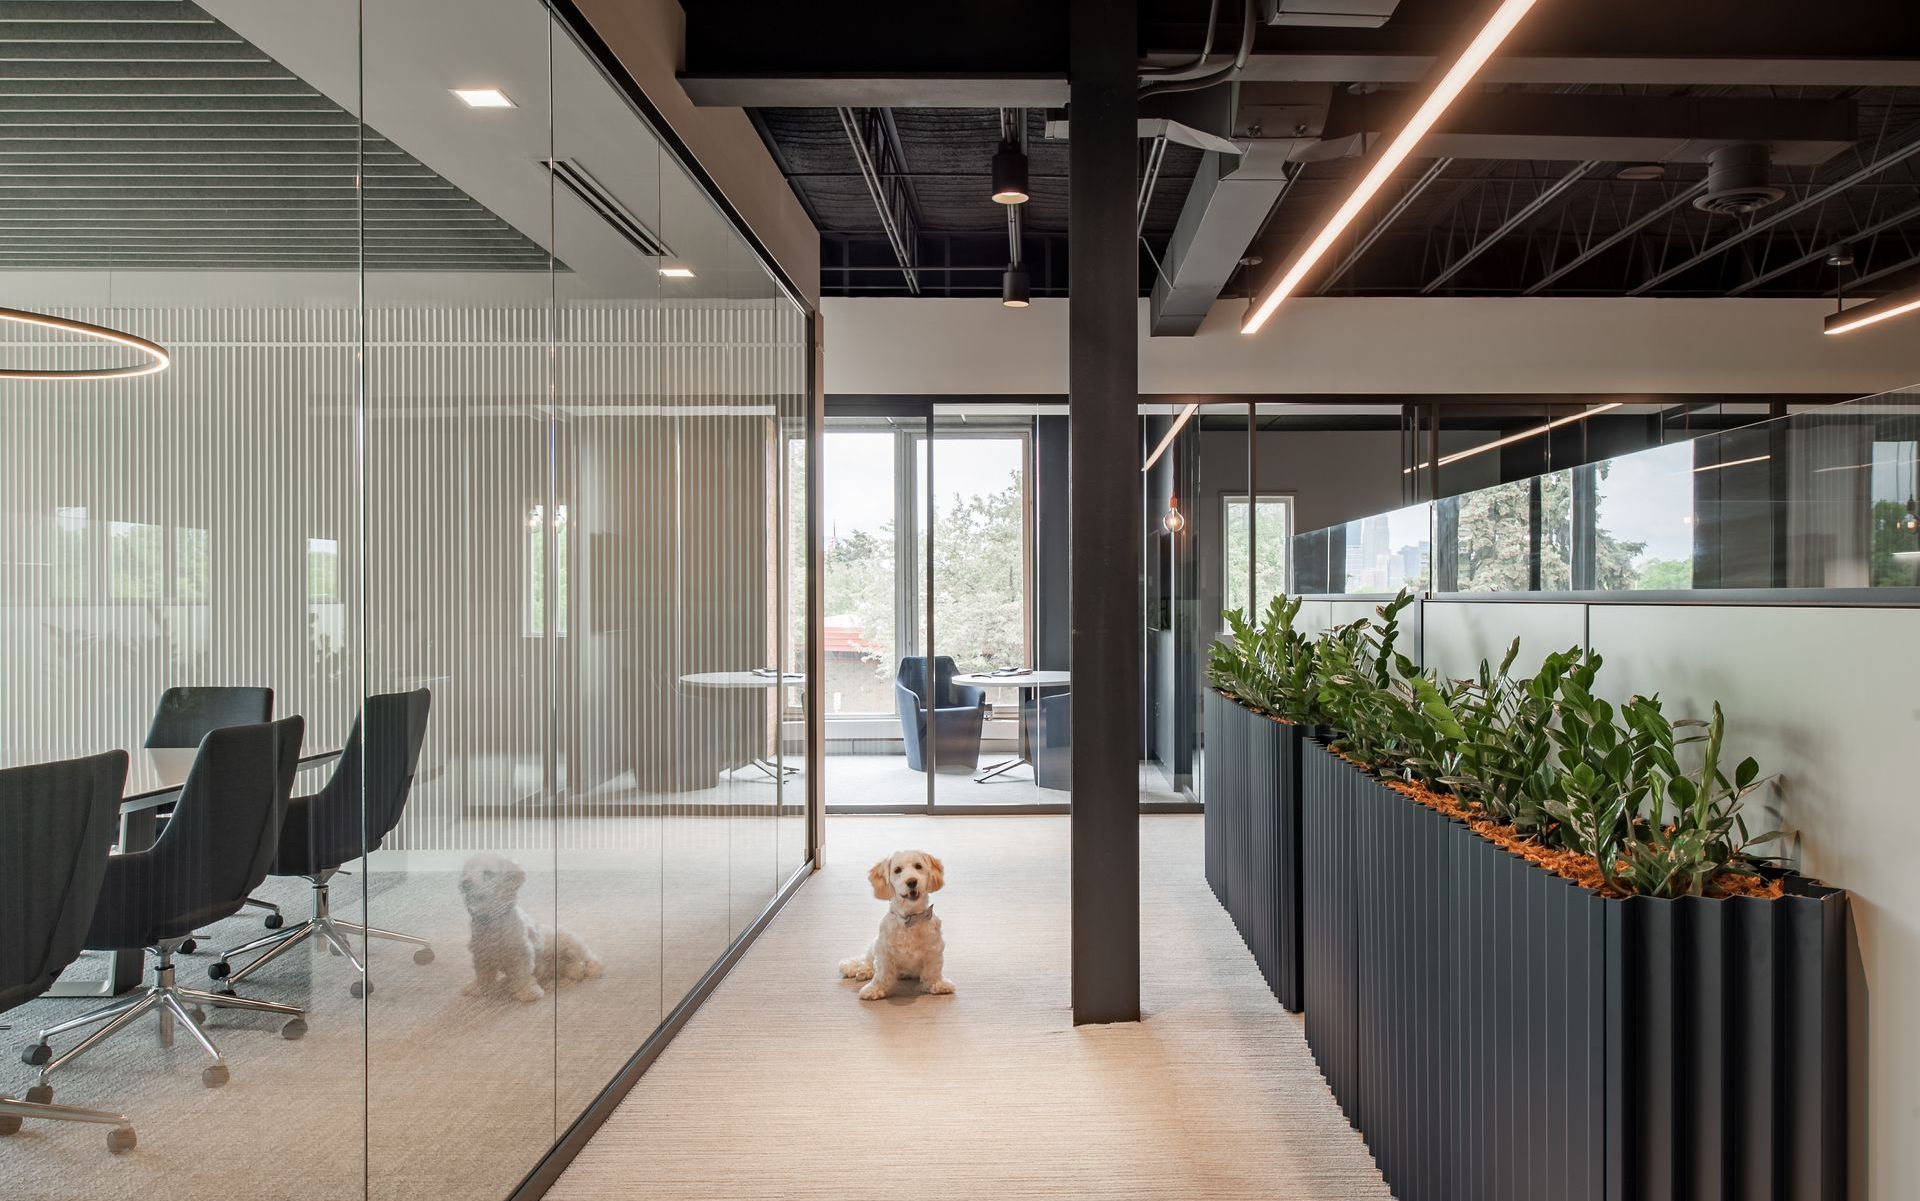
(1421, 597, 1917, 1201)
(824, 296, 1920, 398)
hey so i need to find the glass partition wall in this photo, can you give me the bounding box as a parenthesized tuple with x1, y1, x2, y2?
(1288, 389, 1920, 597)
(0, 3, 811, 1199)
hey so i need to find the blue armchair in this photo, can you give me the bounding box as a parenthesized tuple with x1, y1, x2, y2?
(895, 656, 986, 772)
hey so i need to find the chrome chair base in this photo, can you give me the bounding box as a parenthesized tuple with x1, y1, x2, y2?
(0, 1092, 136, 1152)
(214, 871, 434, 996)
(23, 940, 305, 1090)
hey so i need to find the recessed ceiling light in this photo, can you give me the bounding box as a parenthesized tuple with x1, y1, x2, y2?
(659, 266, 696, 279)
(453, 88, 515, 109)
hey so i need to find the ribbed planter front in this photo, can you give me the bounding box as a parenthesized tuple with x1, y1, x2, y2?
(1202, 690, 1305, 1011)
(1300, 738, 1847, 1201)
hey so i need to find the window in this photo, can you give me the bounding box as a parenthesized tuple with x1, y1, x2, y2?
(927, 434, 1028, 676)
(53, 507, 87, 599)
(1223, 493, 1292, 621)
(1870, 439, 1919, 587)
(822, 431, 899, 715)
(175, 526, 210, 600)
(820, 424, 1033, 716)
(308, 537, 341, 604)
(525, 503, 569, 637)
(108, 521, 164, 599)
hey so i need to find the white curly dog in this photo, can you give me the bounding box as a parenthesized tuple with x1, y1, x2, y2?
(838, 849, 954, 1000)
(458, 852, 604, 1002)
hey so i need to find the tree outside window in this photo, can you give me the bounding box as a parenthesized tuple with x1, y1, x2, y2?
(526, 504, 569, 637)
(109, 521, 164, 600)
(1223, 494, 1292, 622)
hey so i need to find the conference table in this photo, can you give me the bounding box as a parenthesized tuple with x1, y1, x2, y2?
(677, 670, 805, 780)
(47, 746, 340, 998)
(951, 670, 1071, 783)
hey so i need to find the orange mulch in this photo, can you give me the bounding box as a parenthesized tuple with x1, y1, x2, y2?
(1331, 754, 1781, 900)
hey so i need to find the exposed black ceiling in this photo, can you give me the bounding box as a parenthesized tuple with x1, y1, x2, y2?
(696, 0, 1920, 314)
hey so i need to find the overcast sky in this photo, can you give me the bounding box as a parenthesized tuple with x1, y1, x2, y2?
(824, 432, 1023, 540)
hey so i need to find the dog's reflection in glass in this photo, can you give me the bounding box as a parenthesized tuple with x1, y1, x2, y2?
(838, 850, 954, 1000)
(459, 852, 605, 1002)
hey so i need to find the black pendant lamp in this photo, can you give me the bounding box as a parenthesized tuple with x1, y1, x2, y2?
(991, 143, 1029, 205)
(1001, 265, 1031, 308)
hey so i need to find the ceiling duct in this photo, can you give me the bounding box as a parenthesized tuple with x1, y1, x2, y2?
(544, 158, 674, 258)
(1693, 142, 1787, 215)
(1261, 0, 1403, 28)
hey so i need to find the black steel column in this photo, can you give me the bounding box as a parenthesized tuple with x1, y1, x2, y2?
(1069, 0, 1140, 1025)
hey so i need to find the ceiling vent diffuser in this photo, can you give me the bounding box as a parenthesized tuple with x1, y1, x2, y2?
(543, 158, 673, 258)
(1693, 143, 1786, 216)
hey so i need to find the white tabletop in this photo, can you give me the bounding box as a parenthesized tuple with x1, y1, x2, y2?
(679, 670, 806, 689)
(122, 747, 339, 808)
(952, 670, 1071, 688)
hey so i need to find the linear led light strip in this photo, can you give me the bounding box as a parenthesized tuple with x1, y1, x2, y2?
(1824, 283, 1920, 335)
(1402, 402, 1622, 474)
(1142, 402, 1201, 472)
(1242, 0, 1543, 335)
(1693, 453, 1770, 473)
(0, 307, 170, 380)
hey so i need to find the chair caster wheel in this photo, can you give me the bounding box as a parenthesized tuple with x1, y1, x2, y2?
(179, 939, 198, 955)
(281, 1019, 307, 1040)
(350, 980, 371, 999)
(327, 942, 342, 956)
(108, 1126, 137, 1153)
(187, 1006, 207, 1026)
(214, 987, 237, 998)
(201, 1065, 228, 1088)
(207, 960, 231, 980)
(263, 914, 284, 930)
(25, 1084, 52, 1105)
(21, 1044, 49, 1067)
(413, 948, 434, 965)
(0, 1109, 20, 1136)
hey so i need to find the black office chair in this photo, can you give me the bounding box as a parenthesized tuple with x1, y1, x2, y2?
(895, 656, 987, 772)
(211, 690, 435, 999)
(146, 685, 284, 933)
(145, 686, 274, 751)
(22, 718, 308, 1091)
(0, 753, 137, 1153)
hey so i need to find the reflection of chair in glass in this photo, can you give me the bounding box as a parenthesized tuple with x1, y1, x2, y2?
(1028, 691, 1071, 791)
(209, 690, 434, 999)
(146, 685, 283, 932)
(894, 657, 986, 772)
(24, 719, 308, 1091)
(145, 686, 274, 750)
(0, 752, 137, 1152)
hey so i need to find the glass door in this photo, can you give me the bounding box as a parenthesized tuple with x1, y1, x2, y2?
(927, 407, 1047, 808)
(819, 405, 1065, 812)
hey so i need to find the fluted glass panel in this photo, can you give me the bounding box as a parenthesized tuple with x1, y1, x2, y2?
(1, 5, 810, 1198)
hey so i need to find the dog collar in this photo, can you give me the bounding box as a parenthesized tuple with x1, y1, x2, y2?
(896, 905, 934, 927)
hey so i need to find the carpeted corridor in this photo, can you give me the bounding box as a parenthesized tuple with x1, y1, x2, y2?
(547, 814, 1392, 1201)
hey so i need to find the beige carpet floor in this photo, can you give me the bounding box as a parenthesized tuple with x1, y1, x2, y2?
(3, 814, 802, 1201)
(547, 814, 1392, 1201)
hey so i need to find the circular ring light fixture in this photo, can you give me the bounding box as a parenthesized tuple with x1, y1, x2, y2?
(0, 308, 170, 380)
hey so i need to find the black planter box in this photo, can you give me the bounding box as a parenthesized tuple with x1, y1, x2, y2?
(1203, 690, 1304, 1011)
(1301, 738, 1847, 1201)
